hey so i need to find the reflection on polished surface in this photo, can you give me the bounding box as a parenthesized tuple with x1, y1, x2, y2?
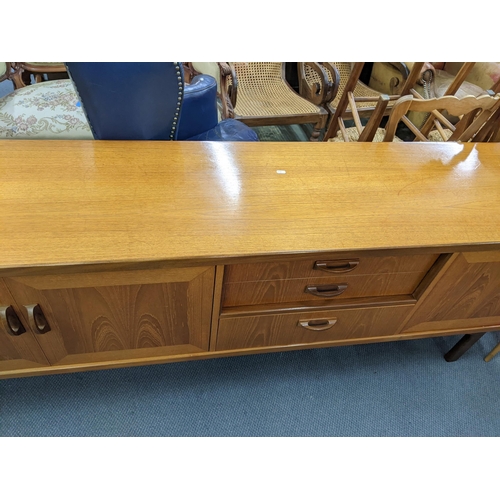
(0, 141, 500, 269)
(454, 144, 480, 174)
(206, 142, 241, 204)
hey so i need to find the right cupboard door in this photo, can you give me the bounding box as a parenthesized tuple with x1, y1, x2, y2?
(400, 251, 500, 334)
(4, 266, 215, 369)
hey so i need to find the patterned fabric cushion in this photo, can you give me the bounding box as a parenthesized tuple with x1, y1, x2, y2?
(0, 80, 93, 139)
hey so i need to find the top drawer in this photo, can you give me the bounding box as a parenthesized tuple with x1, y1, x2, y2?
(224, 254, 440, 283)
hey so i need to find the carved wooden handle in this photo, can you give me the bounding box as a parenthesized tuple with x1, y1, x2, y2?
(0, 305, 26, 336)
(305, 283, 348, 297)
(314, 260, 359, 273)
(24, 304, 51, 334)
(299, 318, 337, 331)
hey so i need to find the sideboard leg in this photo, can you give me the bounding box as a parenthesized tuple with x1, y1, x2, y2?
(444, 333, 487, 362)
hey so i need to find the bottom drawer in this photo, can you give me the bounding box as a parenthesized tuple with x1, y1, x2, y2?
(216, 304, 413, 350)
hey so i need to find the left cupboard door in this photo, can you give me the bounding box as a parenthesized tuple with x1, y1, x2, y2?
(3, 267, 215, 370)
(0, 279, 49, 375)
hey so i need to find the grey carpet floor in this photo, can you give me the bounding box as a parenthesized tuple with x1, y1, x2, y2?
(1, 332, 499, 436)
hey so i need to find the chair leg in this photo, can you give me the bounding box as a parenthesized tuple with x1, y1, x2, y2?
(310, 116, 327, 142)
(444, 332, 486, 362)
(484, 341, 500, 362)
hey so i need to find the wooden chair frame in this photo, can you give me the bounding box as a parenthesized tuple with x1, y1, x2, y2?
(383, 93, 500, 143)
(9, 62, 68, 89)
(297, 62, 338, 107)
(217, 62, 329, 141)
(323, 62, 426, 141)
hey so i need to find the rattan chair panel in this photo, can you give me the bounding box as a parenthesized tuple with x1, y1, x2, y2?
(328, 127, 403, 142)
(230, 62, 321, 117)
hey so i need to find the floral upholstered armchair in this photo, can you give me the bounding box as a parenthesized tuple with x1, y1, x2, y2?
(0, 62, 92, 139)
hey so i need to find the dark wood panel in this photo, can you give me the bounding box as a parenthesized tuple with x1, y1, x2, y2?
(5, 267, 214, 365)
(224, 254, 439, 283)
(216, 304, 413, 350)
(0, 279, 49, 371)
(401, 252, 500, 333)
(222, 272, 426, 307)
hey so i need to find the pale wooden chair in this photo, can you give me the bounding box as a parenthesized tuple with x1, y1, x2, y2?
(217, 62, 329, 141)
(323, 63, 424, 142)
(325, 91, 500, 143)
(301, 62, 415, 120)
(323, 62, 426, 142)
(370, 63, 500, 133)
(382, 92, 500, 143)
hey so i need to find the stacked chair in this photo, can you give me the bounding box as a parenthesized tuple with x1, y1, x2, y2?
(321, 62, 500, 143)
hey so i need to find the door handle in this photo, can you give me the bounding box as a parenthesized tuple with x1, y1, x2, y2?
(0, 305, 27, 336)
(24, 304, 51, 334)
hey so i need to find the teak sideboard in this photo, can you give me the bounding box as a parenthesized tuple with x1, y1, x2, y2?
(1, 141, 499, 379)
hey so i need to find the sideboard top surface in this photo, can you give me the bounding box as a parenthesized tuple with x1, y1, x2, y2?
(1, 140, 499, 270)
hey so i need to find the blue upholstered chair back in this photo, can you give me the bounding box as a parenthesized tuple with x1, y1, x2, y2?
(66, 62, 203, 140)
(66, 62, 257, 142)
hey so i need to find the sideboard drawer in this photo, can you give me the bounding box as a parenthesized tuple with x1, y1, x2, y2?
(222, 272, 426, 307)
(217, 304, 413, 350)
(224, 254, 439, 283)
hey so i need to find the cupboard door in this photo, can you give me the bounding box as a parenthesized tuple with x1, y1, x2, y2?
(4, 267, 214, 367)
(0, 279, 49, 374)
(401, 252, 500, 334)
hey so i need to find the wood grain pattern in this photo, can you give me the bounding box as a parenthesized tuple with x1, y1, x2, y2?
(0, 279, 49, 371)
(216, 304, 413, 350)
(224, 254, 439, 283)
(222, 272, 426, 307)
(4, 267, 214, 366)
(1, 142, 500, 273)
(209, 266, 225, 351)
(11, 267, 208, 290)
(0, 323, 490, 380)
(401, 251, 500, 333)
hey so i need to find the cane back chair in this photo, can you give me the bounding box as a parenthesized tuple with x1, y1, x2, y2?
(218, 62, 329, 141)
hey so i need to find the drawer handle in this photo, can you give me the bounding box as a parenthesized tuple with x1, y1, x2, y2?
(305, 283, 348, 297)
(314, 260, 359, 273)
(24, 304, 51, 334)
(299, 318, 338, 331)
(0, 305, 27, 336)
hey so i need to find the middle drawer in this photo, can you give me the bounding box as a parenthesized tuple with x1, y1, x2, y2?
(222, 271, 426, 307)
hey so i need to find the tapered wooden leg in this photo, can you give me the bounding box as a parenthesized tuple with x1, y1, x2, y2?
(484, 341, 500, 362)
(310, 115, 328, 142)
(309, 126, 321, 142)
(444, 333, 487, 362)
